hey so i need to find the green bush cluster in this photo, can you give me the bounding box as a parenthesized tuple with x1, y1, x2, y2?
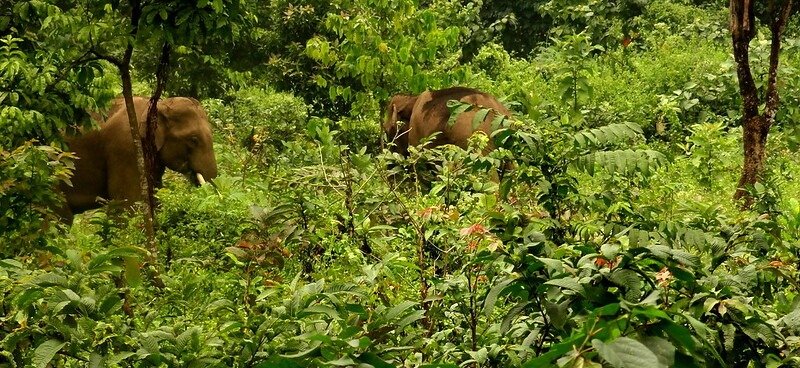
(205, 87, 310, 164)
(0, 143, 74, 256)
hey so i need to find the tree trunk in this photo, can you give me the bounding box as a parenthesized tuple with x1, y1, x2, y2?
(729, 0, 793, 208)
(144, 42, 172, 219)
(120, 70, 156, 248)
(734, 116, 769, 203)
(118, 0, 163, 289)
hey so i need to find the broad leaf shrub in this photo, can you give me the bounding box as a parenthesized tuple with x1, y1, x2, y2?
(3, 108, 799, 367)
(0, 143, 74, 255)
(305, 0, 468, 115)
(206, 87, 310, 161)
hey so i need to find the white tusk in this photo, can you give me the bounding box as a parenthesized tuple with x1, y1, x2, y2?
(196, 173, 206, 185)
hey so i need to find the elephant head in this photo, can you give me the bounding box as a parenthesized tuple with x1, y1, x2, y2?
(150, 97, 218, 186)
(382, 94, 418, 155)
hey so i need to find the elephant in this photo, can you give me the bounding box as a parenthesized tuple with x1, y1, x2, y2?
(59, 96, 218, 222)
(382, 87, 512, 156)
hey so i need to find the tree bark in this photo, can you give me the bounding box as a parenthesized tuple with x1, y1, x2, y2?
(735, 116, 769, 202)
(116, 0, 156, 244)
(144, 42, 172, 219)
(730, 0, 793, 207)
(117, 0, 164, 288)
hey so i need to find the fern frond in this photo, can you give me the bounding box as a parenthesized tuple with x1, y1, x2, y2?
(574, 149, 667, 176)
(572, 121, 644, 150)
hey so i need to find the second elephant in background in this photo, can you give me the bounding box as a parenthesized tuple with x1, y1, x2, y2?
(382, 87, 512, 156)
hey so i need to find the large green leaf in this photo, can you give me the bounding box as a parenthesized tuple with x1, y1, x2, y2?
(544, 277, 585, 295)
(482, 277, 515, 317)
(641, 336, 676, 367)
(592, 337, 666, 368)
(33, 339, 66, 368)
(447, 100, 472, 127)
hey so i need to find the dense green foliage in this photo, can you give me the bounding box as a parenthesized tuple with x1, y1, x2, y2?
(2, 0, 800, 367)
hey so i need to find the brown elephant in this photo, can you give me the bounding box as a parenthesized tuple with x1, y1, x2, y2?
(59, 96, 218, 222)
(382, 87, 512, 155)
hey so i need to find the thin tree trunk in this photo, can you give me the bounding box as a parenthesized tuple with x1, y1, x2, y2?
(119, 70, 154, 240)
(116, 0, 163, 288)
(729, 0, 793, 207)
(144, 42, 172, 218)
(117, 1, 156, 250)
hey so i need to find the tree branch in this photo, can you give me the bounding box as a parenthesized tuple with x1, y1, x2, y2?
(730, 0, 760, 118)
(764, 0, 794, 124)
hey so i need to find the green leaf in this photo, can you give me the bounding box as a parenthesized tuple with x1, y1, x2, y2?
(300, 305, 340, 320)
(282, 340, 322, 359)
(0, 259, 24, 269)
(447, 100, 471, 127)
(89, 352, 104, 368)
(592, 337, 666, 368)
(781, 305, 800, 332)
(326, 356, 355, 366)
(545, 277, 585, 295)
(396, 310, 425, 328)
(32, 273, 68, 287)
(482, 278, 514, 317)
(659, 321, 697, 352)
(545, 299, 570, 329)
(472, 108, 490, 130)
(385, 300, 417, 321)
(255, 356, 303, 368)
(641, 336, 676, 367)
(608, 269, 642, 302)
(176, 327, 201, 352)
(107, 351, 135, 365)
(523, 333, 587, 367)
(14, 287, 42, 309)
(33, 340, 66, 368)
(358, 352, 394, 368)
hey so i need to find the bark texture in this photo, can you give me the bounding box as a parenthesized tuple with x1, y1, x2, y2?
(729, 0, 793, 207)
(144, 42, 172, 219)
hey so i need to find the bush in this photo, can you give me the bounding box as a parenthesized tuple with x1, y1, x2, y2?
(156, 174, 257, 259)
(205, 87, 310, 166)
(332, 117, 382, 152)
(0, 143, 74, 255)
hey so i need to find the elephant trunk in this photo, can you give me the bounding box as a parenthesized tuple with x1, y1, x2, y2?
(191, 150, 218, 186)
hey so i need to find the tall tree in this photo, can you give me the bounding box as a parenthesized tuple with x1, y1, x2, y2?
(729, 0, 794, 207)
